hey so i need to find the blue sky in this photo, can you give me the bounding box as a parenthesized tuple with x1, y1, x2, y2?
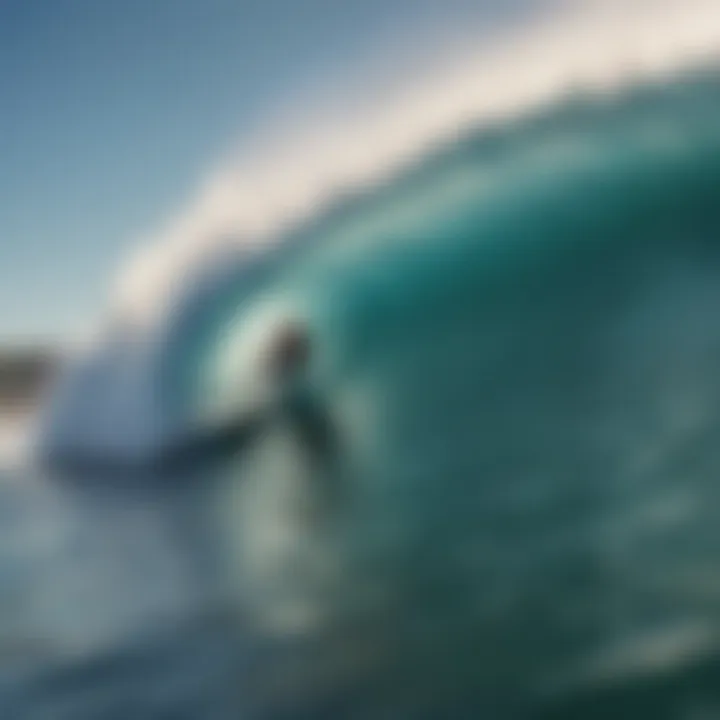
(0, 0, 541, 345)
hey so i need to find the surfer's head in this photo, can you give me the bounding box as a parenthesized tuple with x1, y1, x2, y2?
(266, 321, 311, 382)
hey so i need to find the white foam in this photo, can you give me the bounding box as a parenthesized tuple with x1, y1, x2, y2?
(0, 416, 32, 472)
(114, 0, 720, 332)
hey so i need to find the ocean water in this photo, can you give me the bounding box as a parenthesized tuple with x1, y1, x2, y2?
(12, 66, 720, 718)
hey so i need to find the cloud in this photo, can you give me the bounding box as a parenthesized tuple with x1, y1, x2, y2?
(114, 0, 720, 329)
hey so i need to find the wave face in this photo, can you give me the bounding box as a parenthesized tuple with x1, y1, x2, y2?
(29, 66, 720, 717)
(197, 67, 720, 716)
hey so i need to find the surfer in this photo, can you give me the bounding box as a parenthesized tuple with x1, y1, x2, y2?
(45, 321, 339, 486)
(159, 321, 338, 479)
(265, 322, 337, 469)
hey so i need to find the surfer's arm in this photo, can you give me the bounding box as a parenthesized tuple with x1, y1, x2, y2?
(156, 409, 269, 473)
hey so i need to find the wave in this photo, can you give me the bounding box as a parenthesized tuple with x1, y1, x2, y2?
(172, 64, 720, 713)
(28, 22, 720, 718)
(182, 64, 720, 414)
(37, 59, 720, 464)
(107, 0, 720, 326)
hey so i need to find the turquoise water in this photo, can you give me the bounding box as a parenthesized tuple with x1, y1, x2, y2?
(188, 65, 720, 716)
(13, 65, 720, 717)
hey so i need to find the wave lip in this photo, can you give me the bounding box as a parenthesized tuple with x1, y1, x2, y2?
(114, 0, 720, 332)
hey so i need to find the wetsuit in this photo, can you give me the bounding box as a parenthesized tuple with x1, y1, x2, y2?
(158, 378, 336, 476)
